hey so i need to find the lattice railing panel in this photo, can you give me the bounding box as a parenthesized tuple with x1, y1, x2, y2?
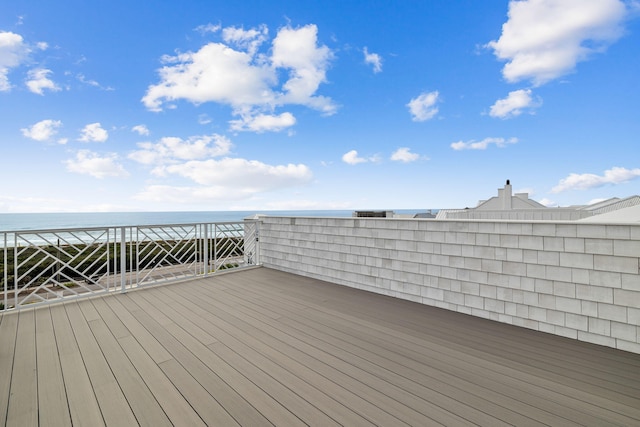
(135, 225, 199, 286)
(11, 229, 114, 308)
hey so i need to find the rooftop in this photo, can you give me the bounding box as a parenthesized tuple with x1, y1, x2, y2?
(2, 267, 639, 426)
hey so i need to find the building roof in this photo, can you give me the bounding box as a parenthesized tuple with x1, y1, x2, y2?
(579, 202, 640, 223)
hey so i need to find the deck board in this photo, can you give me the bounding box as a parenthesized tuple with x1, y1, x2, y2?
(35, 307, 72, 427)
(0, 309, 18, 425)
(63, 302, 138, 427)
(1, 266, 640, 426)
(50, 303, 106, 426)
(6, 310, 37, 426)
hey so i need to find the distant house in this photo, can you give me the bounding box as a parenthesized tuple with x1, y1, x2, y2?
(437, 180, 640, 222)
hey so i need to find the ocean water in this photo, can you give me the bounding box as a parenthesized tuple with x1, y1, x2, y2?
(0, 209, 429, 232)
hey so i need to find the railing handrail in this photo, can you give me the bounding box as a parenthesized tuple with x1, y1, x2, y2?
(0, 219, 259, 236)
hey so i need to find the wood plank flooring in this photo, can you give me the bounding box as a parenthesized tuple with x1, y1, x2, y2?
(1, 266, 639, 426)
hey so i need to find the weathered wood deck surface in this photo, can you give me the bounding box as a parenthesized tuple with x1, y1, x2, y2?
(1, 266, 639, 426)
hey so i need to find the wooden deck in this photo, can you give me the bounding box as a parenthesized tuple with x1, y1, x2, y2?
(1, 267, 639, 426)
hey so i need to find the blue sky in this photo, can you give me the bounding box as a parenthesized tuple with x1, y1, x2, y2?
(1, 0, 639, 213)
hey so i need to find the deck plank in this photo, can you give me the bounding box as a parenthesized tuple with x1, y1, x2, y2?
(51, 303, 105, 427)
(0, 312, 19, 426)
(5, 310, 38, 426)
(82, 299, 172, 427)
(63, 301, 138, 427)
(35, 306, 72, 427)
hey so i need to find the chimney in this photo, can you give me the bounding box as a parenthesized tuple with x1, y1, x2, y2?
(503, 179, 512, 210)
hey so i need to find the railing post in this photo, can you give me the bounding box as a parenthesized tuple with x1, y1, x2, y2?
(3, 233, 6, 311)
(13, 235, 17, 309)
(120, 227, 126, 293)
(255, 221, 260, 265)
(203, 223, 209, 277)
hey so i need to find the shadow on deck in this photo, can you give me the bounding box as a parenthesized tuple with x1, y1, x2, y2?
(1, 267, 639, 426)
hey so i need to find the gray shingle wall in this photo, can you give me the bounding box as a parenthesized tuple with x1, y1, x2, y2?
(257, 216, 640, 353)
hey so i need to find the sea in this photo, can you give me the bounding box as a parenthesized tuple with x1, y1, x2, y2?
(0, 209, 430, 232)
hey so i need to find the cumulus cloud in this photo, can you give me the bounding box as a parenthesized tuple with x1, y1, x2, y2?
(132, 124, 150, 136)
(551, 167, 640, 193)
(78, 122, 108, 142)
(342, 150, 367, 165)
(487, 0, 628, 85)
(489, 89, 541, 119)
(390, 147, 420, 163)
(142, 24, 335, 132)
(341, 150, 381, 165)
(135, 158, 313, 203)
(363, 47, 382, 73)
(64, 150, 129, 178)
(407, 91, 440, 122)
(128, 134, 232, 166)
(271, 24, 335, 113)
(451, 137, 518, 151)
(25, 68, 60, 95)
(21, 119, 63, 141)
(0, 31, 30, 91)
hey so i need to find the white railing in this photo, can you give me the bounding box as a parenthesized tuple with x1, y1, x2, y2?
(1, 220, 260, 311)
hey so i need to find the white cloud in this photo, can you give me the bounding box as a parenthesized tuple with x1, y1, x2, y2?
(229, 111, 296, 132)
(135, 157, 313, 203)
(128, 134, 232, 165)
(451, 137, 518, 151)
(165, 158, 312, 187)
(195, 23, 221, 35)
(341, 150, 381, 165)
(342, 150, 367, 165)
(26, 68, 60, 95)
(363, 47, 382, 73)
(76, 73, 114, 91)
(538, 198, 558, 207)
(21, 119, 62, 141)
(64, 150, 129, 179)
(132, 124, 150, 136)
(0, 31, 30, 91)
(487, 0, 628, 85)
(271, 24, 335, 113)
(142, 24, 336, 132)
(407, 91, 440, 122)
(489, 89, 541, 119)
(78, 122, 108, 142)
(390, 147, 420, 163)
(551, 167, 640, 193)
(142, 42, 275, 112)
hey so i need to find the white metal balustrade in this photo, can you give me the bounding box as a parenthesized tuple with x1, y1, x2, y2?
(1, 220, 260, 311)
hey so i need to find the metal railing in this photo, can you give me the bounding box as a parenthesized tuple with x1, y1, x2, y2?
(1, 220, 260, 312)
